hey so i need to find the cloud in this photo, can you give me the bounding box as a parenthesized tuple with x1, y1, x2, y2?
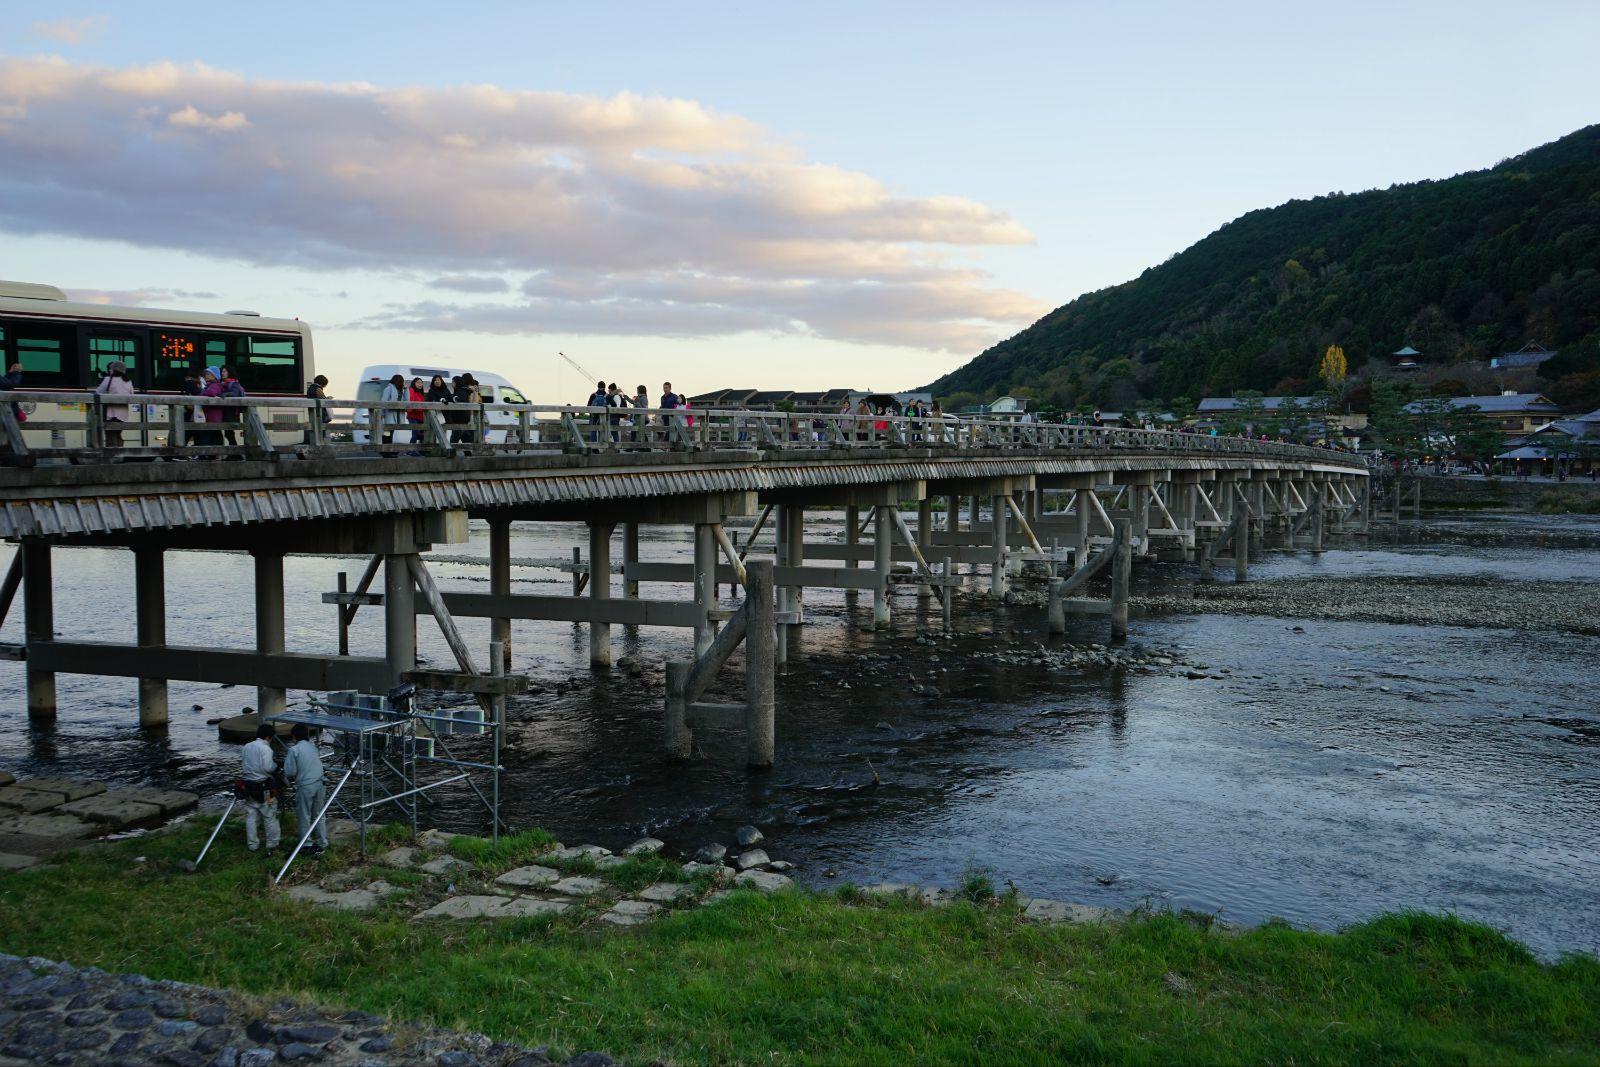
(64, 286, 220, 305)
(0, 57, 1044, 351)
(428, 274, 511, 294)
(31, 16, 108, 45)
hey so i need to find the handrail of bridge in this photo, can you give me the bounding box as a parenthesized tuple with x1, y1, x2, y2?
(0, 390, 1364, 468)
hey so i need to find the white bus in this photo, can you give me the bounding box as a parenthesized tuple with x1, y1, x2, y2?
(0, 280, 315, 445)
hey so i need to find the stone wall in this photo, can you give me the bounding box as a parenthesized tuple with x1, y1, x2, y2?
(1416, 475, 1600, 510)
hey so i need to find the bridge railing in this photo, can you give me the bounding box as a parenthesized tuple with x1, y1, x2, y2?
(0, 391, 1358, 467)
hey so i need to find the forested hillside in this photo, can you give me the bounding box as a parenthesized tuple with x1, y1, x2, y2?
(930, 125, 1600, 412)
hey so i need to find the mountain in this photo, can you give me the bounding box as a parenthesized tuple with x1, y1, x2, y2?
(929, 125, 1600, 412)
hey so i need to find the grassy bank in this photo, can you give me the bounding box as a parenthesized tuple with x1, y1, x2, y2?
(1, 826, 1596, 1065)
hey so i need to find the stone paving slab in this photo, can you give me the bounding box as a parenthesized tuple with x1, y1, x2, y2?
(593, 854, 627, 870)
(108, 786, 200, 815)
(0, 787, 66, 814)
(57, 795, 164, 827)
(733, 870, 794, 893)
(599, 899, 660, 927)
(0, 813, 97, 839)
(493, 897, 572, 919)
(286, 885, 382, 912)
(418, 855, 474, 876)
(495, 864, 560, 890)
(549, 875, 609, 897)
(418, 895, 511, 920)
(23, 777, 107, 802)
(636, 882, 691, 903)
(1023, 899, 1113, 925)
(0, 851, 40, 871)
(543, 844, 610, 862)
(381, 846, 421, 868)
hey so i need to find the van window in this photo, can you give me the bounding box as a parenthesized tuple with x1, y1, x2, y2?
(499, 388, 528, 404)
(355, 380, 387, 402)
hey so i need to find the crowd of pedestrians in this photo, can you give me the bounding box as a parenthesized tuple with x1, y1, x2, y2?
(582, 380, 691, 444)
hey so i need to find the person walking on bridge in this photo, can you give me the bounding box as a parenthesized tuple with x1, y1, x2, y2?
(282, 723, 329, 856)
(239, 723, 281, 855)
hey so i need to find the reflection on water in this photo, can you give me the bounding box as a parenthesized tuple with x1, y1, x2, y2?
(1, 513, 1596, 957)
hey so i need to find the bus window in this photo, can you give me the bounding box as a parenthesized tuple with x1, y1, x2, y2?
(202, 333, 246, 374)
(7, 320, 78, 387)
(89, 334, 141, 383)
(153, 332, 199, 391)
(238, 335, 300, 394)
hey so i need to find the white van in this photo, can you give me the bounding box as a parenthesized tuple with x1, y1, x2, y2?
(352, 364, 534, 444)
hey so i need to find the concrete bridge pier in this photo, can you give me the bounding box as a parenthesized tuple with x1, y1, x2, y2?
(383, 551, 417, 689)
(490, 518, 513, 670)
(253, 548, 287, 718)
(622, 522, 640, 600)
(916, 498, 934, 602)
(22, 540, 54, 722)
(1311, 478, 1327, 554)
(874, 504, 894, 628)
(693, 522, 716, 658)
(989, 492, 1009, 597)
(591, 521, 615, 668)
(134, 545, 167, 728)
(844, 505, 860, 606)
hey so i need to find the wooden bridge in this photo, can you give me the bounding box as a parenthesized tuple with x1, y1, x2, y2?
(0, 392, 1370, 765)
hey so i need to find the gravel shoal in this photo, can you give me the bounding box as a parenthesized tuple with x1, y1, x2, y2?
(1137, 575, 1600, 635)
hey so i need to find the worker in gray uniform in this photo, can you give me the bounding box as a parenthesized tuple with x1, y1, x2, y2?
(282, 723, 330, 856)
(238, 723, 281, 854)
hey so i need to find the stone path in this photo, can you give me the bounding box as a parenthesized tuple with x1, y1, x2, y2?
(0, 776, 198, 871)
(0, 953, 610, 1066)
(279, 823, 1121, 937)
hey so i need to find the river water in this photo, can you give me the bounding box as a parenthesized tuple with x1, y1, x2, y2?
(1, 512, 1596, 958)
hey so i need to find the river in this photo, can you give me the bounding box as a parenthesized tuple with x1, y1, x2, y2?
(1, 511, 1596, 958)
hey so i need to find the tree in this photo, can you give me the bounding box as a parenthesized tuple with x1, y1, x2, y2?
(1318, 344, 1348, 394)
(1276, 395, 1309, 440)
(1368, 378, 1422, 459)
(1230, 390, 1267, 436)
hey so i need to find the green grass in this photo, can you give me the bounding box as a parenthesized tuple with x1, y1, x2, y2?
(2, 826, 1597, 1065)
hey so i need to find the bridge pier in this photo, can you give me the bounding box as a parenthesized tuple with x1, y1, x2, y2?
(23, 540, 55, 722)
(693, 522, 716, 658)
(843, 505, 860, 607)
(916, 498, 934, 602)
(490, 518, 513, 670)
(134, 545, 167, 728)
(990, 492, 1009, 597)
(874, 503, 893, 628)
(590, 521, 614, 669)
(622, 521, 640, 599)
(253, 549, 287, 718)
(384, 551, 417, 688)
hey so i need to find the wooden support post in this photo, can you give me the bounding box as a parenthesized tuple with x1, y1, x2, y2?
(990, 493, 1009, 598)
(844, 505, 859, 603)
(336, 572, 350, 656)
(134, 546, 167, 728)
(941, 555, 953, 632)
(1311, 483, 1326, 554)
(1047, 576, 1066, 634)
(490, 518, 512, 670)
(384, 553, 416, 688)
(0, 553, 19, 633)
(873, 504, 893, 630)
(664, 661, 690, 760)
(1074, 488, 1091, 572)
(1111, 518, 1131, 642)
(968, 495, 980, 531)
(693, 521, 716, 657)
(916, 498, 933, 602)
(23, 541, 55, 721)
(571, 545, 583, 595)
(1233, 506, 1249, 583)
(744, 558, 775, 768)
(774, 507, 789, 667)
(590, 521, 613, 669)
(253, 549, 286, 717)
(786, 505, 804, 622)
(623, 521, 640, 598)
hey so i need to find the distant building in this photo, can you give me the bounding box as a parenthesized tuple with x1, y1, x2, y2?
(1490, 341, 1557, 370)
(1197, 395, 1366, 442)
(1392, 345, 1422, 371)
(955, 395, 1027, 417)
(1403, 392, 1562, 436)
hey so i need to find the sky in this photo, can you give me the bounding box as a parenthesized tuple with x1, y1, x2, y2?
(1, 1, 1597, 399)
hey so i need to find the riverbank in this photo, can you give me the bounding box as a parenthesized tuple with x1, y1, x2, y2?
(2, 825, 1596, 1065)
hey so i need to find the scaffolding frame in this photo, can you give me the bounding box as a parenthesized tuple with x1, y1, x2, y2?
(265, 679, 505, 884)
